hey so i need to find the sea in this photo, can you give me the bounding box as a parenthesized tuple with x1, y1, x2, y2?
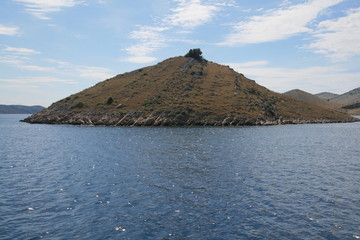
(1, 114, 359, 240)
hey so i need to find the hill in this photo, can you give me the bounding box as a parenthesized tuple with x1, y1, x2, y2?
(22, 52, 357, 126)
(284, 89, 342, 110)
(0, 105, 44, 114)
(329, 87, 360, 105)
(341, 102, 360, 115)
(315, 92, 339, 101)
(314, 87, 360, 115)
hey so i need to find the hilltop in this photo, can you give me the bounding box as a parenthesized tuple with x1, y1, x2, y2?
(315, 88, 360, 105)
(286, 89, 360, 115)
(330, 87, 360, 105)
(284, 89, 342, 110)
(316, 88, 360, 115)
(0, 105, 44, 114)
(315, 92, 339, 101)
(22, 51, 357, 126)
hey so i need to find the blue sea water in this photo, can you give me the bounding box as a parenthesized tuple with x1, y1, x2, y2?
(0, 114, 359, 240)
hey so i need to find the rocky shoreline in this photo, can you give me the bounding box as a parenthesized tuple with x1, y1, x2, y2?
(21, 111, 359, 127)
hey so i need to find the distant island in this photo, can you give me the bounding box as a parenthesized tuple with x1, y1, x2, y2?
(22, 49, 358, 126)
(0, 105, 45, 114)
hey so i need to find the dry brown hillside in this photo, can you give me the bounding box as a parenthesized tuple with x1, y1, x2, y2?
(23, 53, 357, 126)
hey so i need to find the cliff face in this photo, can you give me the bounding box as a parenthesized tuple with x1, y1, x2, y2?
(22, 56, 358, 126)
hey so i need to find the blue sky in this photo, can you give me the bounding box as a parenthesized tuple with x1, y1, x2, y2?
(1, 0, 359, 107)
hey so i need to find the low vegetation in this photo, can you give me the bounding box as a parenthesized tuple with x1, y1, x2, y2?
(71, 102, 84, 109)
(342, 102, 360, 109)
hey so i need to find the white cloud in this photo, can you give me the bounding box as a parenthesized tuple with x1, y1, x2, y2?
(230, 60, 269, 67)
(121, 56, 157, 64)
(13, 0, 82, 20)
(165, 0, 220, 28)
(130, 26, 169, 41)
(220, 0, 344, 45)
(0, 76, 76, 84)
(0, 84, 39, 89)
(0, 55, 29, 64)
(46, 58, 70, 67)
(1, 48, 54, 71)
(1, 52, 113, 77)
(76, 66, 113, 79)
(127, 26, 168, 55)
(0, 24, 19, 35)
(306, 7, 360, 61)
(4, 46, 40, 55)
(18, 64, 54, 71)
(125, 45, 152, 58)
(36, 58, 114, 79)
(123, 0, 230, 63)
(227, 62, 360, 94)
(0, 52, 54, 71)
(0, 59, 23, 64)
(124, 26, 169, 64)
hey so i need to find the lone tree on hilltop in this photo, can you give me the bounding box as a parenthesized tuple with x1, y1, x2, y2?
(185, 48, 203, 61)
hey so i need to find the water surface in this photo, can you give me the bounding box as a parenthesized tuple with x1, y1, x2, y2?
(1, 114, 359, 239)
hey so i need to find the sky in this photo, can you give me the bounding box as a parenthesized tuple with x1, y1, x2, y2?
(1, 0, 360, 107)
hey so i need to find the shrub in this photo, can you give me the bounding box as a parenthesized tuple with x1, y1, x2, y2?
(247, 88, 260, 96)
(106, 97, 113, 105)
(342, 102, 360, 109)
(185, 48, 203, 61)
(143, 95, 161, 106)
(71, 102, 84, 109)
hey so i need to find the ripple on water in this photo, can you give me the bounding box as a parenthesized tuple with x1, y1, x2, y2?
(1, 116, 360, 239)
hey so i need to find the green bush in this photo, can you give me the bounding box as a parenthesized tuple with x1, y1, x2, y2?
(342, 102, 360, 109)
(71, 102, 84, 109)
(106, 97, 113, 105)
(185, 48, 203, 61)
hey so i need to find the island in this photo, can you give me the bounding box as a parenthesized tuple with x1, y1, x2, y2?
(1, 105, 44, 114)
(22, 49, 358, 126)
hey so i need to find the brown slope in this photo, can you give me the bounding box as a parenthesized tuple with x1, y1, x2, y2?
(22, 56, 357, 126)
(284, 89, 342, 109)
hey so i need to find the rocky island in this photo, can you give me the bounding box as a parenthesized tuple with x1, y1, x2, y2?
(22, 49, 358, 126)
